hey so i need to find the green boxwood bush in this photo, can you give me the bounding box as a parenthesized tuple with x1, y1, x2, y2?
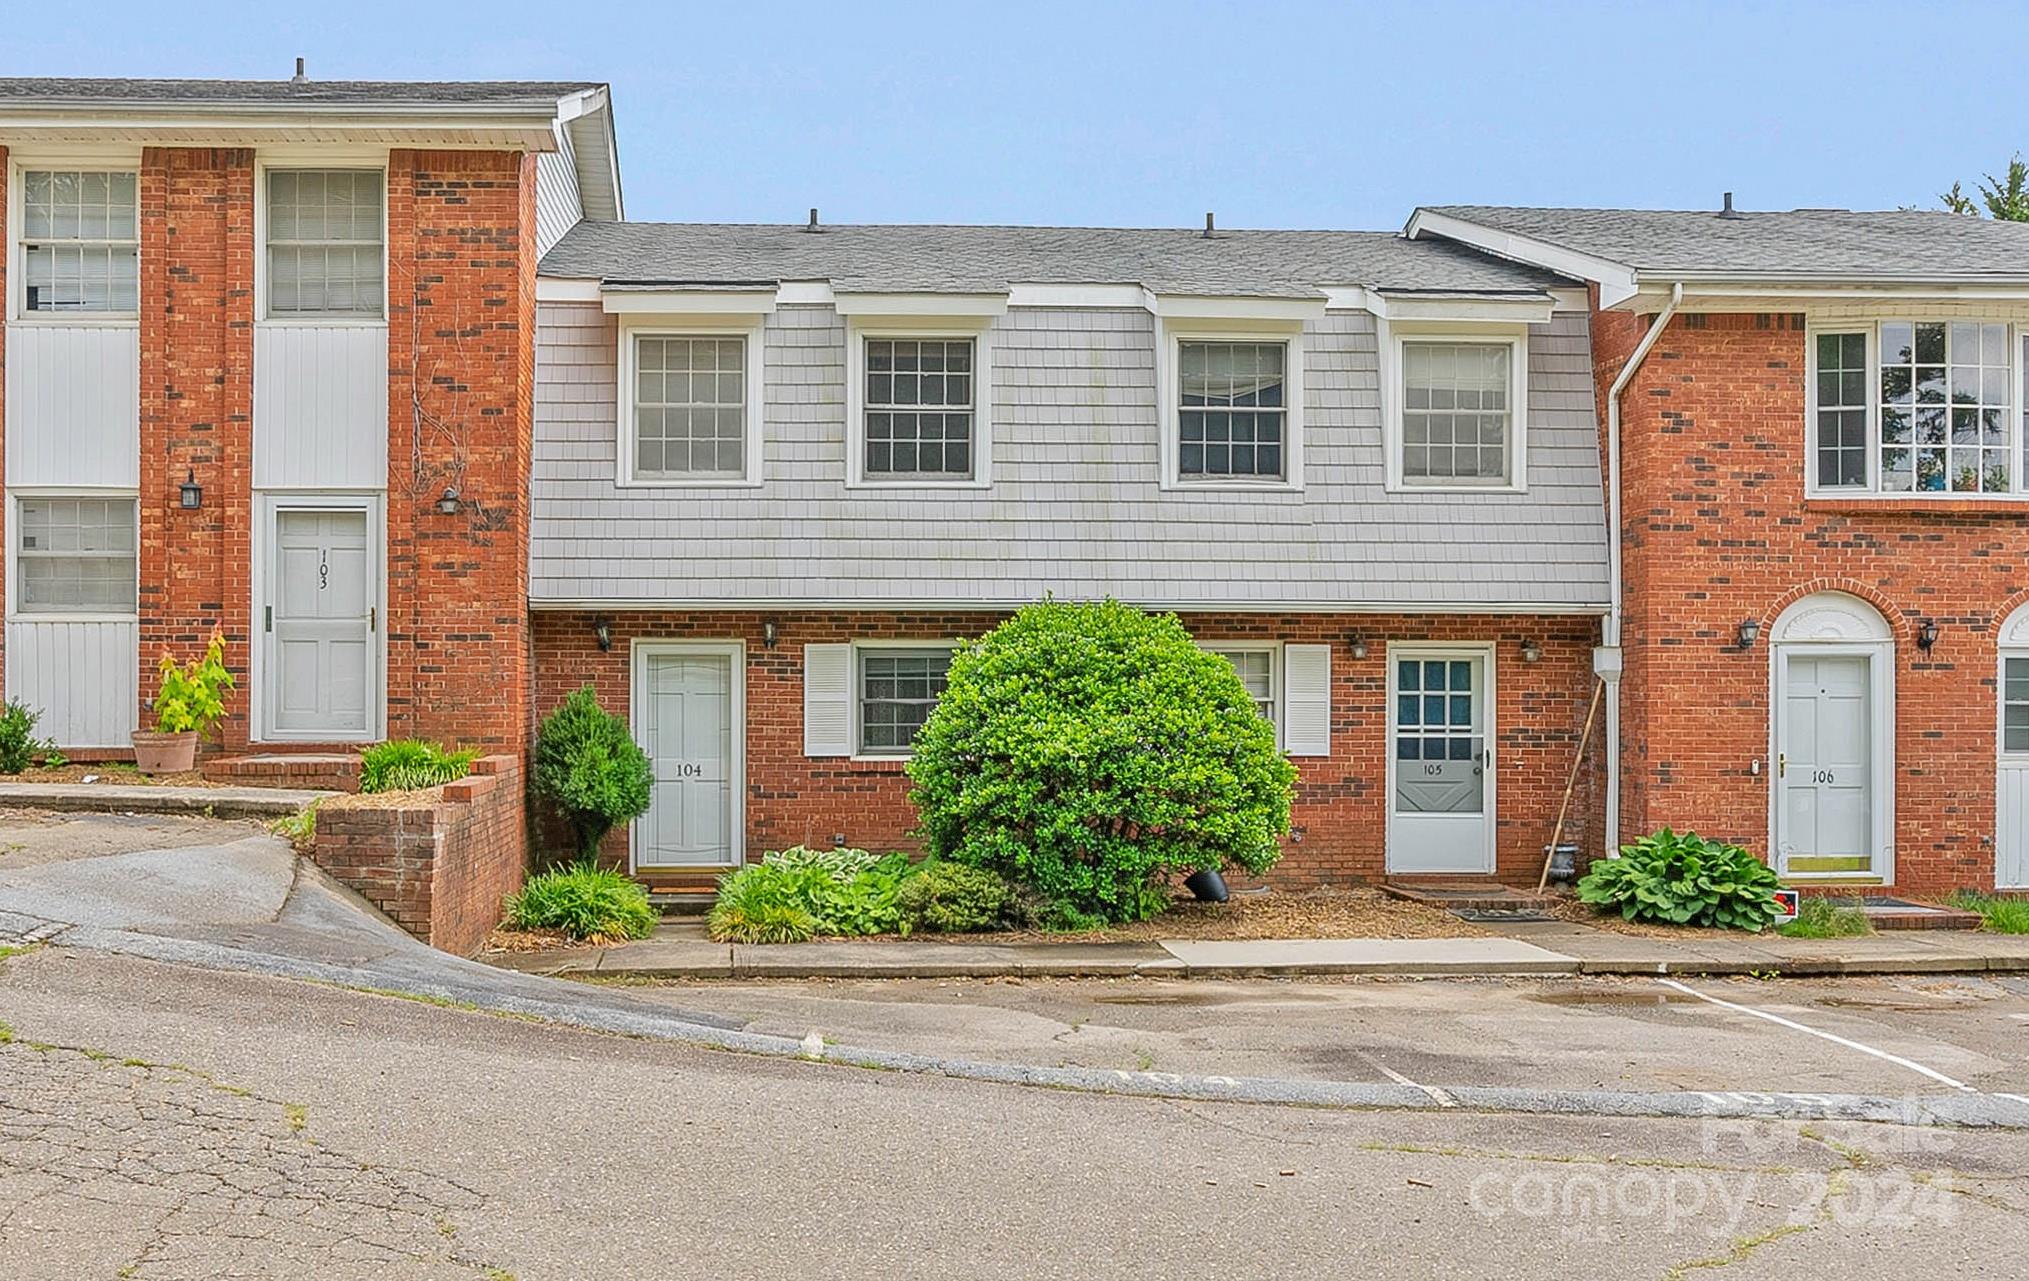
(533, 686, 653, 860)
(896, 861, 1029, 935)
(504, 863, 658, 941)
(906, 600, 1294, 925)
(1576, 828, 1783, 931)
(358, 739, 475, 794)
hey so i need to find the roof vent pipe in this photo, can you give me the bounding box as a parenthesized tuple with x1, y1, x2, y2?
(1203, 212, 1215, 238)
(805, 207, 820, 233)
(1718, 191, 1744, 219)
(292, 57, 307, 84)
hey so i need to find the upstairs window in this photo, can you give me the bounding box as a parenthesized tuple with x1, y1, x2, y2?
(633, 335, 749, 478)
(20, 170, 139, 315)
(1178, 340, 1287, 480)
(1811, 321, 2022, 495)
(266, 169, 384, 318)
(16, 496, 137, 614)
(1400, 341, 1516, 486)
(865, 338, 974, 478)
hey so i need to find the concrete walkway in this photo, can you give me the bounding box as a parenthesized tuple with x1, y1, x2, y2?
(492, 914, 2029, 980)
(0, 779, 328, 819)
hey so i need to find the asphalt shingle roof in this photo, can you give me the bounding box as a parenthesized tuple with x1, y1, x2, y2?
(0, 78, 601, 107)
(539, 221, 1570, 296)
(1423, 204, 2029, 279)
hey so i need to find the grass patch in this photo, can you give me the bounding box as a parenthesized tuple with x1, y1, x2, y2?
(505, 863, 658, 942)
(1947, 890, 2029, 933)
(1777, 896, 1873, 939)
(268, 799, 320, 851)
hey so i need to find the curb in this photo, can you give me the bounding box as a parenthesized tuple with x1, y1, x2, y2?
(0, 784, 330, 821)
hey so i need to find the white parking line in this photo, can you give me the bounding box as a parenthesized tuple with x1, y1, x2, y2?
(1657, 978, 1976, 1094)
(1356, 1050, 1458, 1108)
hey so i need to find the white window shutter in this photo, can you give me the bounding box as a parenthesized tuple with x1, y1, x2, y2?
(803, 644, 854, 756)
(1282, 643, 1332, 757)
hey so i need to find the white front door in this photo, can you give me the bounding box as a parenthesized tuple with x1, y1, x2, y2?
(1998, 654, 2029, 888)
(1387, 647, 1495, 874)
(266, 507, 376, 739)
(634, 645, 743, 869)
(1775, 652, 1874, 876)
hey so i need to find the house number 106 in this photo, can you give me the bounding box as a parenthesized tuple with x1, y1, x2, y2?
(1812, 769, 1835, 784)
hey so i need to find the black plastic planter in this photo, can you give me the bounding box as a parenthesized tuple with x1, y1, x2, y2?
(1185, 868, 1230, 903)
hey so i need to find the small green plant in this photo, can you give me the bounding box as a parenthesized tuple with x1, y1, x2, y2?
(1777, 896, 1873, 939)
(896, 861, 1031, 935)
(153, 630, 234, 737)
(504, 862, 658, 941)
(706, 850, 915, 942)
(1576, 827, 1783, 931)
(0, 700, 43, 774)
(358, 739, 476, 794)
(532, 686, 653, 860)
(269, 800, 321, 851)
(762, 845, 888, 882)
(1948, 890, 2029, 934)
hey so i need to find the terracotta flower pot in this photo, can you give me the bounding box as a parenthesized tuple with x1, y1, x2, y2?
(131, 730, 198, 775)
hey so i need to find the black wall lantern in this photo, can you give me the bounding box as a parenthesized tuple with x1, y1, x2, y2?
(1735, 617, 1761, 650)
(179, 469, 203, 510)
(1917, 619, 1940, 651)
(1347, 635, 1369, 660)
(593, 616, 612, 652)
(1519, 638, 1543, 664)
(436, 486, 462, 516)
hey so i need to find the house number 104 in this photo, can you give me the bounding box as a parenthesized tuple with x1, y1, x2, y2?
(672, 762, 704, 779)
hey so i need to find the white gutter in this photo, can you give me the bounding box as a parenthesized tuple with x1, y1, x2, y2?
(1601, 280, 1682, 853)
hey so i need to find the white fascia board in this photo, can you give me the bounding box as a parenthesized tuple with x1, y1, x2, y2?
(774, 281, 836, 305)
(831, 292, 1009, 317)
(553, 86, 608, 125)
(1550, 287, 1592, 314)
(1151, 294, 1327, 322)
(1006, 283, 1152, 309)
(600, 287, 777, 316)
(1625, 279, 2029, 309)
(1405, 209, 1638, 308)
(529, 595, 1612, 615)
(536, 277, 602, 303)
(1370, 291, 1555, 324)
(0, 108, 564, 151)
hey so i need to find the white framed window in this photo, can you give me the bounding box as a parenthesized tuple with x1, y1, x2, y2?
(1808, 321, 2026, 496)
(618, 321, 766, 486)
(1157, 322, 1306, 490)
(12, 494, 137, 616)
(2005, 656, 2029, 755)
(1381, 324, 1529, 492)
(855, 645, 954, 756)
(18, 169, 139, 316)
(1205, 644, 1279, 729)
(845, 319, 993, 487)
(264, 169, 385, 319)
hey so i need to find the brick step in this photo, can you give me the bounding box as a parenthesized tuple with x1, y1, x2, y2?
(204, 752, 362, 794)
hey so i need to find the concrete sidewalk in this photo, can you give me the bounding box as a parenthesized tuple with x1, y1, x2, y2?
(489, 916, 2029, 981)
(0, 780, 328, 820)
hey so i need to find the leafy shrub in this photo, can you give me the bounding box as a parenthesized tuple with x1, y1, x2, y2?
(533, 686, 653, 860)
(896, 861, 1030, 935)
(0, 701, 42, 774)
(358, 739, 476, 794)
(907, 599, 1294, 925)
(1576, 828, 1783, 931)
(504, 863, 659, 941)
(1948, 890, 2029, 934)
(1777, 896, 1872, 939)
(154, 630, 234, 737)
(269, 800, 321, 852)
(707, 850, 915, 942)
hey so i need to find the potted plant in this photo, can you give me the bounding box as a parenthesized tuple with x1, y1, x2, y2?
(133, 629, 234, 774)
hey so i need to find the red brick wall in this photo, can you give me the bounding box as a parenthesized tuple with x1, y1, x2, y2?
(384, 150, 537, 752)
(531, 609, 1603, 886)
(1601, 307, 2026, 893)
(310, 753, 526, 955)
(137, 147, 256, 746)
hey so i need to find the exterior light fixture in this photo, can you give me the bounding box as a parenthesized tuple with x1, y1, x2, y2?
(1736, 618, 1761, 650)
(436, 486, 462, 516)
(179, 469, 203, 510)
(1917, 619, 1939, 651)
(1520, 639, 1543, 664)
(762, 619, 779, 649)
(593, 616, 612, 652)
(1348, 635, 1368, 660)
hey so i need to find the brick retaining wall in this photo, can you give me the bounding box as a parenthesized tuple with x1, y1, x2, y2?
(310, 754, 526, 955)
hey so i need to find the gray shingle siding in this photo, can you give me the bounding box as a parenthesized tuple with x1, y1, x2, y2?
(531, 303, 1609, 610)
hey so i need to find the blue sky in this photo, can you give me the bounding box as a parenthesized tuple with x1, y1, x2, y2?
(11, 0, 2029, 229)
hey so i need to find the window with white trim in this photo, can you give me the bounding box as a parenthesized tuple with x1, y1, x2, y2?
(857, 648, 952, 755)
(2006, 657, 2029, 754)
(20, 170, 139, 314)
(16, 496, 136, 614)
(1400, 340, 1515, 485)
(633, 334, 749, 477)
(1207, 645, 1278, 727)
(1810, 321, 2024, 495)
(265, 169, 384, 318)
(864, 337, 974, 478)
(1178, 340, 1288, 480)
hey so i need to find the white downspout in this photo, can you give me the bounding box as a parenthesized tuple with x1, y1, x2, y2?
(1601, 281, 1683, 854)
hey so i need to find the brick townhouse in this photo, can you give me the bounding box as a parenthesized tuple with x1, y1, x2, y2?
(7, 75, 2029, 903)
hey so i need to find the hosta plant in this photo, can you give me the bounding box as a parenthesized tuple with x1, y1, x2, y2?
(1576, 827, 1783, 932)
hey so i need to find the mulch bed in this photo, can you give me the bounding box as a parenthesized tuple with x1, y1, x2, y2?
(0, 765, 208, 787)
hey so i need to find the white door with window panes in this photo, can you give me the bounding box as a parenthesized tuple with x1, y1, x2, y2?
(266, 508, 376, 738)
(633, 644, 743, 869)
(1387, 647, 1494, 874)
